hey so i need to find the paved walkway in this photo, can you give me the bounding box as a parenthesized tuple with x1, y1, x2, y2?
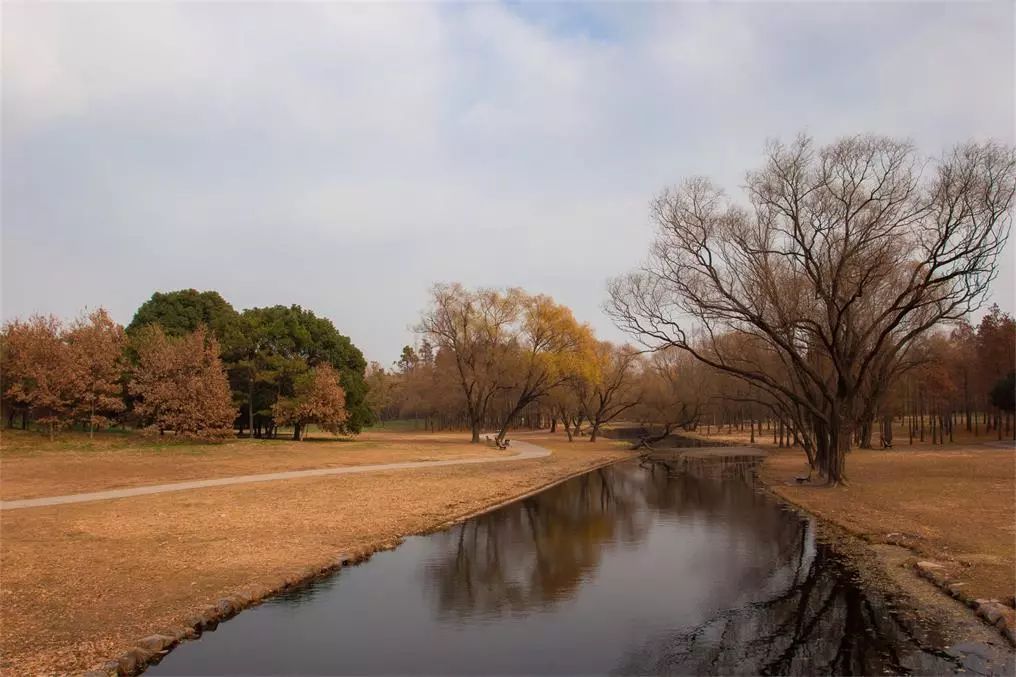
(0, 440, 551, 511)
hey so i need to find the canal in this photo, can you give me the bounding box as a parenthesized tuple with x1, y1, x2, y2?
(148, 458, 997, 675)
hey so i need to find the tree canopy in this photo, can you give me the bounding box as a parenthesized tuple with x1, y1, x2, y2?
(128, 289, 243, 350)
(125, 291, 371, 438)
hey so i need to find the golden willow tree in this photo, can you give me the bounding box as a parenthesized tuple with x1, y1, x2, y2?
(493, 293, 595, 443)
(556, 340, 642, 443)
(416, 284, 595, 443)
(610, 135, 1015, 484)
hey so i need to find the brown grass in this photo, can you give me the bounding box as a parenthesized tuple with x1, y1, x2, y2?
(0, 429, 512, 500)
(760, 446, 1016, 604)
(0, 430, 631, 674)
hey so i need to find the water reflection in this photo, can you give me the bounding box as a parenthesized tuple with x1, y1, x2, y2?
(148, 459, 1010, 676)
(425, 469, 649, 620)
(422, 459, 970, 675)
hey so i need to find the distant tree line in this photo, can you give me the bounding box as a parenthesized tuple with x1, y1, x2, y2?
(365, 284, 704, 446)
(1, 289, 369, 441)
(349, 134, 1016, 487)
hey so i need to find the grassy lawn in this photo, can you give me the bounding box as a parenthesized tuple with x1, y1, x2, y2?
(760, 446, 1015, 605)
(0, 429, 517, 501)
(0, 429, 632, 674)
(683, 423, 1015, 604)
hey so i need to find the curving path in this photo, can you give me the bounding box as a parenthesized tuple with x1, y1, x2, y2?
(0, 440, 551, 511)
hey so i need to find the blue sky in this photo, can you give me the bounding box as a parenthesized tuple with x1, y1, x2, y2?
(3, 1, 1014, 363)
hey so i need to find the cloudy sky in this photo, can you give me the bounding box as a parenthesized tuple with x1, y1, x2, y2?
(3, 1, 1014, 363)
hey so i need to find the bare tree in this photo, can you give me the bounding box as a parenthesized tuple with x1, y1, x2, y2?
(416, 283, 519, 443)
(628, 347, 707, 449)
(610, 135, 1015, 483)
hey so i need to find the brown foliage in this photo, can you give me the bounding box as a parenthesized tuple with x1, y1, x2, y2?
(1, 315, 76, 438)
(129, 325, 237, 440)
(272, 363, 349, 440)
(66, 309, 127, 437)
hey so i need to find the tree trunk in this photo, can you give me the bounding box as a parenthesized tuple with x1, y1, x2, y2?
(293, 423, 302, 441)
(248, 377, 255, 439)
(470, 419, 481, 443)
(550, 417, 557, 433)
(859, 420, 873, 449)
(496, 399, 531, 444)
(827, 421, 849, 485)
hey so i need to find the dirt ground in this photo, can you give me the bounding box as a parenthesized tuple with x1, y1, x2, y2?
(759, 446, 1016, 605)
(0, 429, 512, 501)
(0, 429, 631, 674)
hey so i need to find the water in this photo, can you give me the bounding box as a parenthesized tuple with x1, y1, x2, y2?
(147, 460, 1002, 675)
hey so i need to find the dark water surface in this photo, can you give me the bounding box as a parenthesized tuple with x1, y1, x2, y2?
(148, 460, 1000, 675)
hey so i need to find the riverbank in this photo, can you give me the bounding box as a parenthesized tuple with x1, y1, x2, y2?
(757, 445, 1016, 649)
(0, 430, 632, 674)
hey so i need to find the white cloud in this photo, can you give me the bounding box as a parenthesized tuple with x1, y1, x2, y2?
(3, 1, 1013, 360)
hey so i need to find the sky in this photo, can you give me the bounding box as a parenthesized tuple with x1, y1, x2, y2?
(3, 1, 1014, 364)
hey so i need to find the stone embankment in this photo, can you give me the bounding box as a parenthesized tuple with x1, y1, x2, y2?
(915, 560, 1016, 646)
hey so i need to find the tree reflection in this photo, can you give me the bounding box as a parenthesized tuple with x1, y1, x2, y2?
(617, 460, 961, 676)
(424, 468, 651, 620)
(613, 537, 965, 675)
(423, 460, 969, 675)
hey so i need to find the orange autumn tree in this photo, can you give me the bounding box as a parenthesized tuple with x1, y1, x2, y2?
(129, 325, 237, 440)
(272, 363, 349, 440)
(66, 308, 127, 438)
(1, 315, 76, 439)
(493, 294, 595, 443)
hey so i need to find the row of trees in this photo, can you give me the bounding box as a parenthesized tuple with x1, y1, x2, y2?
(362, 138, 1014, 477)
(881, 307, 1016, 444)
(365, 285, 713, 446)
(127, 290, 370, 436)
(368, 287, 1014, 455)
(1, 290, 367, 440)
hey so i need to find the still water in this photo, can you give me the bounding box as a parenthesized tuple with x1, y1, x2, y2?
(149, 459, 997, 675)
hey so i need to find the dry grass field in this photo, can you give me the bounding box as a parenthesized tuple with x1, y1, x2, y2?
(758, 445, 1015, 605)
(689, 424, 1015, 604)
(0, 428, 631, 674)
(0, 429, 513, 501)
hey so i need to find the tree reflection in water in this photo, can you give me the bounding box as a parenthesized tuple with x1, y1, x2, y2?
(426, 459, 968, 675)
(425, 468, 650, 620)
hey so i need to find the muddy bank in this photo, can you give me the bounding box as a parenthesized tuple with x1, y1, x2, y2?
(757, 464, 1016, 653)
(649, 449, 1014, 669)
